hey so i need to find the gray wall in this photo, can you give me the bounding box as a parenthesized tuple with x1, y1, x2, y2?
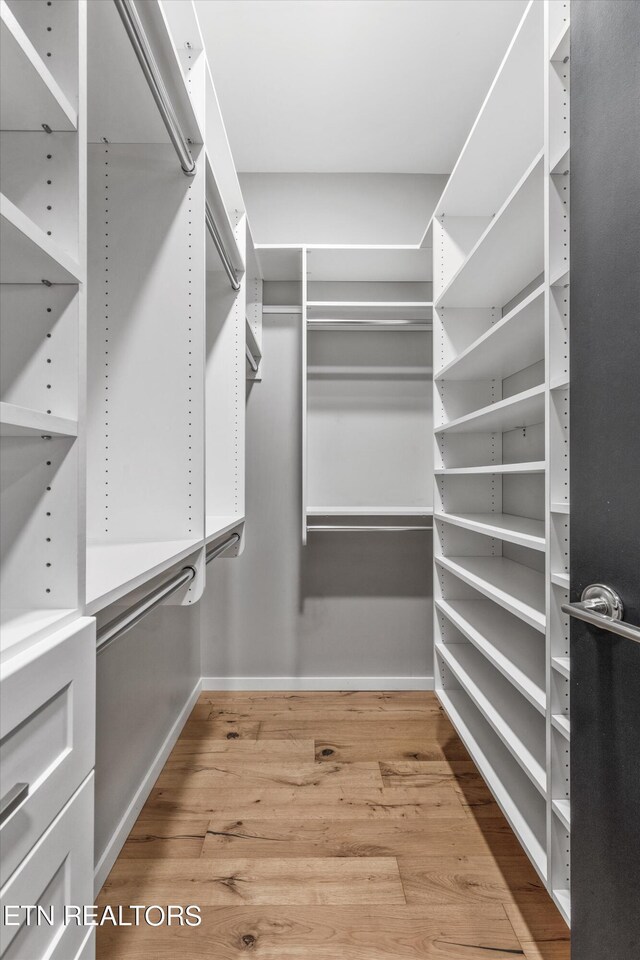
(94, 602, 200, 872)
(239, 173, 447, 246)
(200, 307, 433, 686)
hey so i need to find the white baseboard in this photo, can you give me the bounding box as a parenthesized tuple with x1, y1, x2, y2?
(93, 678, 201, 894)
(201, 676, 435, 691)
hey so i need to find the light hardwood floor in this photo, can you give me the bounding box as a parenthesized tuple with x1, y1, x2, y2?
(97, 691, 570, 959)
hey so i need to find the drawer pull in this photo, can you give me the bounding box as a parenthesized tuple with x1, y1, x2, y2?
(0, 782, 29, 825)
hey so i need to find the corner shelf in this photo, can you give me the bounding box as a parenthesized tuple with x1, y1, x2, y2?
(435, 511, 545, 552)
(435, 384, 545, 435)
(0, 402, 77, 438)
(436, 554, 546, 633)
(0, 193, 83, 284)
(0, 1, 77, 131)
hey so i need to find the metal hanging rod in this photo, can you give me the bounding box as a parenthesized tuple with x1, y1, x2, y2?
(97, 533, 241, 654)
(206, 201, 241, 291)
(307, 320, 432, 330)
(308, 525, 433, 533)
(206, 532, 241, 564)
(97, 564, 196, 655)
(114, 0, 196, 177)
(245, 344, 259, 373)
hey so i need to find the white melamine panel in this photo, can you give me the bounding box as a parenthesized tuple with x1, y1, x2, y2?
(438, 153, 544, 309)
(307, 330, 432, 511)
(0, 0, 76, 131)
(436, 511, 545, 552)
(0, 285, 78, 420)
(0, 402, 76, 438)
(0, 775, 93, 960)
(436, 684, 547, 881)
(205, 216, 246, 529)
(436, 597, 545, 711)
(435, 462, 545, 476)
(6, 0, 80, 110)
(436, 554, 545, 632)
(434, 0, 543, 217)
(436, 384, 545, 435)
(86, 142, 205, 610)
(245, 224, 263, 353)
(306, 247, 433, 283)
(0, 618, 95, 885)
(204, 61, 244, 215)
(436, 285, 544, 382)
(1, 437, 79, 651)
(1, 130, 79, 262)
(0, 192, 82, 284)
(437, 640, 546, 793)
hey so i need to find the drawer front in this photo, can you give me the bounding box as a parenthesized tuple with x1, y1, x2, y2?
(0, 774, 94, 960)
(0, 618, 95, 886)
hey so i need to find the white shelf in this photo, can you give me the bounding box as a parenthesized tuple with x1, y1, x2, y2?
(437, 641, 546, 794)
(436, 597, 545, 713)
(435, 511, 545, 552)
(550, 266, 570, 288)
(0, 608, 78, 660)
(86, 539, 202, 615)
(551, 147, 570, 176)
(435, 284, 544, 382)
(550, 20, 570, 63)
(0, 1, 77, 131)
(307, 506, 433, 517)
(551, 571, 570, 590)
(431, 1, 543, 218)
(551, 501, 570, 514)
(0, 193, 83, 284)
(205, 515, 244, 545)
(435, 384, 545, 435)
(437, 687, 548, 883)
(552, 657, 571, 680)
(553, 797, 571, 832)
(552, 714, 571, 740)
(0, 402, 77, 438)
(436, 555, 546, 633)
(435, 462, 545, 476)
(551, 374, 570, 391)
(437, 153, 544, 309)
(553, 888, 571, 926)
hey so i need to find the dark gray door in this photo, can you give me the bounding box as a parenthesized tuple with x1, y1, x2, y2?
(570, 3, 640, 958)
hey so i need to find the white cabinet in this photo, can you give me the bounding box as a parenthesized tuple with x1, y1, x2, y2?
(0, 617, 95, 886)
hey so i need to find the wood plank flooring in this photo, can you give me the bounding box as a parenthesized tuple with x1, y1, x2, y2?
(97, 691, 570, 960)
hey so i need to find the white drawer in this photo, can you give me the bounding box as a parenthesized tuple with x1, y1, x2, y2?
(0, 774, 94, 960)
(0, 618, 95, 886)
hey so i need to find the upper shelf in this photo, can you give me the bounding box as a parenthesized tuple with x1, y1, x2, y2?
(435, 384, 545, 435)
(437, 152, 544, 309)
(0, 402, 77, 438)
(0, 1, 77, 131)
(435, 285, 544, 382)
(0, 193, 83, 284)
(432, 0, 543, 218)
(307, 301, 432, 331)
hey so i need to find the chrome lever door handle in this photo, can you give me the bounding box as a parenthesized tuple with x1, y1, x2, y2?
(562, 583, 640, 645)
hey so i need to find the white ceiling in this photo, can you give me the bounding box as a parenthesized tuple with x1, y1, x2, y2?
(195, 0, 529, 174)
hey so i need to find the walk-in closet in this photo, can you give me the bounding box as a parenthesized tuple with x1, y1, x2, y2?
(1, 2, 639, 959)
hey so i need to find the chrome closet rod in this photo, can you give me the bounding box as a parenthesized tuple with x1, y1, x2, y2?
(96, 565, 196, 655)
(206, 532, 241, 564)
(113, 0, 196, 177)
(97, 534, 241, 654)
(206, 201, 241, 291)
(307, 319, 432, 327)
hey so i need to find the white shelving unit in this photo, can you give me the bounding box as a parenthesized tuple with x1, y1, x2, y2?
(432, 0, 571, 927)
(303, 247, 433, 535)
